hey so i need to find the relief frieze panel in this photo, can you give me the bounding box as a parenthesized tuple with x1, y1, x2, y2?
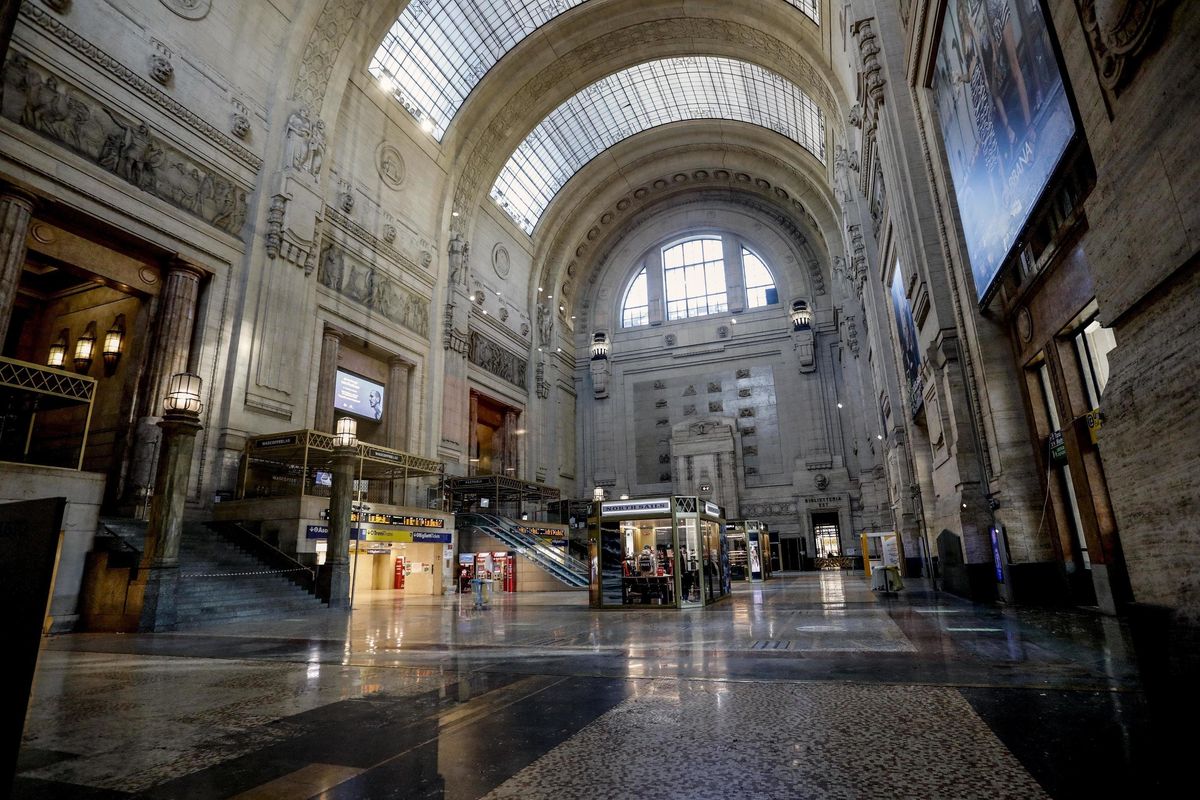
(468, 331, 528, 389)
(3, 55, 248, 236)
(317, 243, 430, 338)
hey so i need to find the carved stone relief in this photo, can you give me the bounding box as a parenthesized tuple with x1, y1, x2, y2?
(468, 331, 528, 389)
(2, 55, 247, 236)
(284, 107, 326, 177)
(376, 143, 405, 189)
(317, 243, 430, 338)
(160, 0, 212, 19)
(492, 243, 511, 279)
(1078, 0, 1173, 94)
(149, 41, 173, 85)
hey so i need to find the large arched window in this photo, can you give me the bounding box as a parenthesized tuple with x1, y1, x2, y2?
(620, 235, 780, 327)
(664, 238, 728, 321)
(622, 268, 649, 328)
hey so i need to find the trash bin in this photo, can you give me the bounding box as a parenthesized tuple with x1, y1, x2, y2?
(470, 577, 490, 609)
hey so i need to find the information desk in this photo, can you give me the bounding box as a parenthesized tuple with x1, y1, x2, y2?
(589, 496, 730, 609)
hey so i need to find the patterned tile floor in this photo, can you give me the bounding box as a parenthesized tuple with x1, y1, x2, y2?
(13, 573, 1175, 798)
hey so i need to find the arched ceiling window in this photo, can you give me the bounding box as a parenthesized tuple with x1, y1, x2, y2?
(369, 2, 820, 141)
(491, 57, 826, 234)
(621, 235, 781, 328)
(622, 268, 649, 328)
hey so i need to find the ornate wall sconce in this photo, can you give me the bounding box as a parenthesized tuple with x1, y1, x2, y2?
(47, 329, 69, 369)
(102, 314, 125, 375)
(790, 299, 812, 331)
(73, 322, 97, 373)
(164, 371, 203, 416)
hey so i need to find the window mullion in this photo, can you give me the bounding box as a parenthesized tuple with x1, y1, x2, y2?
(647, 247, 666, 326)
(724, 233, 745, 314)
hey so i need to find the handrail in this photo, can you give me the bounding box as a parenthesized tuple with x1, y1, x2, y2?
(206, 521, 318, 595)
(459, 513, 588, 587)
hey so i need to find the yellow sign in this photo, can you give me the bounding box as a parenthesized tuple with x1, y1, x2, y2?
(1086, 408, 1103, 444)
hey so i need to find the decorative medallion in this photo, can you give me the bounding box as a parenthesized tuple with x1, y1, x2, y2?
(492, 243, 510, 279)
(160, 0, 212, 19)
(375, 142, 405, 190)
(1017, 306, 1033, 343)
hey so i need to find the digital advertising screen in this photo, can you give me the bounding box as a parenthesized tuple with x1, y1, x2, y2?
(932, 0, 1076, 301)
(334, 369, 385, 421)
(890, 259, 923, 414)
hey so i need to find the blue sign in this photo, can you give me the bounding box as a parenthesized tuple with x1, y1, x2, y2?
(306, 525, 368, 540)
(412, 531, 453, 544)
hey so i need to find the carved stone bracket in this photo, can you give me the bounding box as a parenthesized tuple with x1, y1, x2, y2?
(1078, 0, 1174, 95)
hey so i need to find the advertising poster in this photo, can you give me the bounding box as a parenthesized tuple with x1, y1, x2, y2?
(933, 0, 1075, 301)
(334, 369, 385, 421)
(890, 260, 922, 413)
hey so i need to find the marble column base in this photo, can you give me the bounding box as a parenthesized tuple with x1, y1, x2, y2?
(137, 566, 179, 632)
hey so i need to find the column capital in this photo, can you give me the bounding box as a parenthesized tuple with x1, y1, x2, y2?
(166, 255, 207, 281)
(323, 324, 344, 341)
(389, 354, 415, 370)
(0, 182, 37, 211)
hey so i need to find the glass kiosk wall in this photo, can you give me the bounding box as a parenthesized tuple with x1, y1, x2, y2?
(727, 520, 771, 582)
(590, 497, 730, 609)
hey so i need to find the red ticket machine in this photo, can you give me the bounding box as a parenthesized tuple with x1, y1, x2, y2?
(502, 554, 517, 593)
(393, 557, 406, 589)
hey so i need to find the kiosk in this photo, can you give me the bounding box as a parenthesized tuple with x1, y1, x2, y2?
(590, 496, 730, 609)
(726, 520, 772, 582)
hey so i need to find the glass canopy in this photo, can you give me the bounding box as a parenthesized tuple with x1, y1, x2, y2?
(368, 1, 820, 141)
(490, 57, 827, 234)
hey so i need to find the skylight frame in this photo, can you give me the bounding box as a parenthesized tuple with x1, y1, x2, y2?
(368, 1, 820, 141)
(491, 56, 827, 235)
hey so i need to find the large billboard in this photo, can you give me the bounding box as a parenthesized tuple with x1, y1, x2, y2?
(890, 260, 923, 414)
(933, 0, 1075, 301)
(334, 369, 385, 421)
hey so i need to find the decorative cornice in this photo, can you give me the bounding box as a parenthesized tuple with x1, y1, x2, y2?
(19, 3, 263, 172)
(324, 205, 434, 289)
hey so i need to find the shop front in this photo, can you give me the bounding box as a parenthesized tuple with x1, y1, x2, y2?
(727, 520, 772, 582)
(590, 496, 730, 609)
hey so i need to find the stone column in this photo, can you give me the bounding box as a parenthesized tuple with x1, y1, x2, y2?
(144, 259, 204, 414)
(129, 259, 204, 510)
(468, 392, 479, 471)
(0, 185, 36, 339)
(386, 356, 411, 451)
(324, 445, 356, 609)
(503, 410, 518, 475)
(315, 326, 342, 432)
(137, 411, 202, 632)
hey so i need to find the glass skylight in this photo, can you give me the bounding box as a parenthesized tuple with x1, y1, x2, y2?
(491, 57, 826, 234)
(368, 1, 819, 141)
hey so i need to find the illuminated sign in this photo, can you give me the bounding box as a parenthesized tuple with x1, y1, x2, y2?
(704, 501, 722, 518)
(335, 369, 385, 421)
(254, 435, 298, 449)
(601, 499, 671, 517)
(933, 0, 1076, 302)
(320, 510, 447, 528)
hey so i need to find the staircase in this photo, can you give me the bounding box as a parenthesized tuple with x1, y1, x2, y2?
(98, 518, 327, 628)
(458, 513, 589, 588)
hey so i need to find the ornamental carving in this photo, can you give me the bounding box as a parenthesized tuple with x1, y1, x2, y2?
(284, 107, 326, 177)
(376, 142, 405, 189)
(2, 55, 247, 236)
(17, 4, 261, 170)
(468, 332, 528, 389)
(492, 244, 511, 279)
(160, 0, 211, 19)
(317, 243, 430, 338)
(1077, 0, 1173, 94)
(293, 0, 370, 111)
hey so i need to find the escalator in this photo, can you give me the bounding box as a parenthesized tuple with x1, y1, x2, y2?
(457, 513, 589, 588)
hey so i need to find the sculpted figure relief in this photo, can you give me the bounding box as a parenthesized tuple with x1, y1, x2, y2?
(447, 233, 469, 286)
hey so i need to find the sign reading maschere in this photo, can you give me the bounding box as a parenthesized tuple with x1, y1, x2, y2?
(601, 499, 671, 517)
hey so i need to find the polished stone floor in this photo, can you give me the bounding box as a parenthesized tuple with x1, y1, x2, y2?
(14, 573, 1173, 799)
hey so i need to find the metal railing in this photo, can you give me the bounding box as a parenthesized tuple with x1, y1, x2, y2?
(459, 512, 588, 588)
